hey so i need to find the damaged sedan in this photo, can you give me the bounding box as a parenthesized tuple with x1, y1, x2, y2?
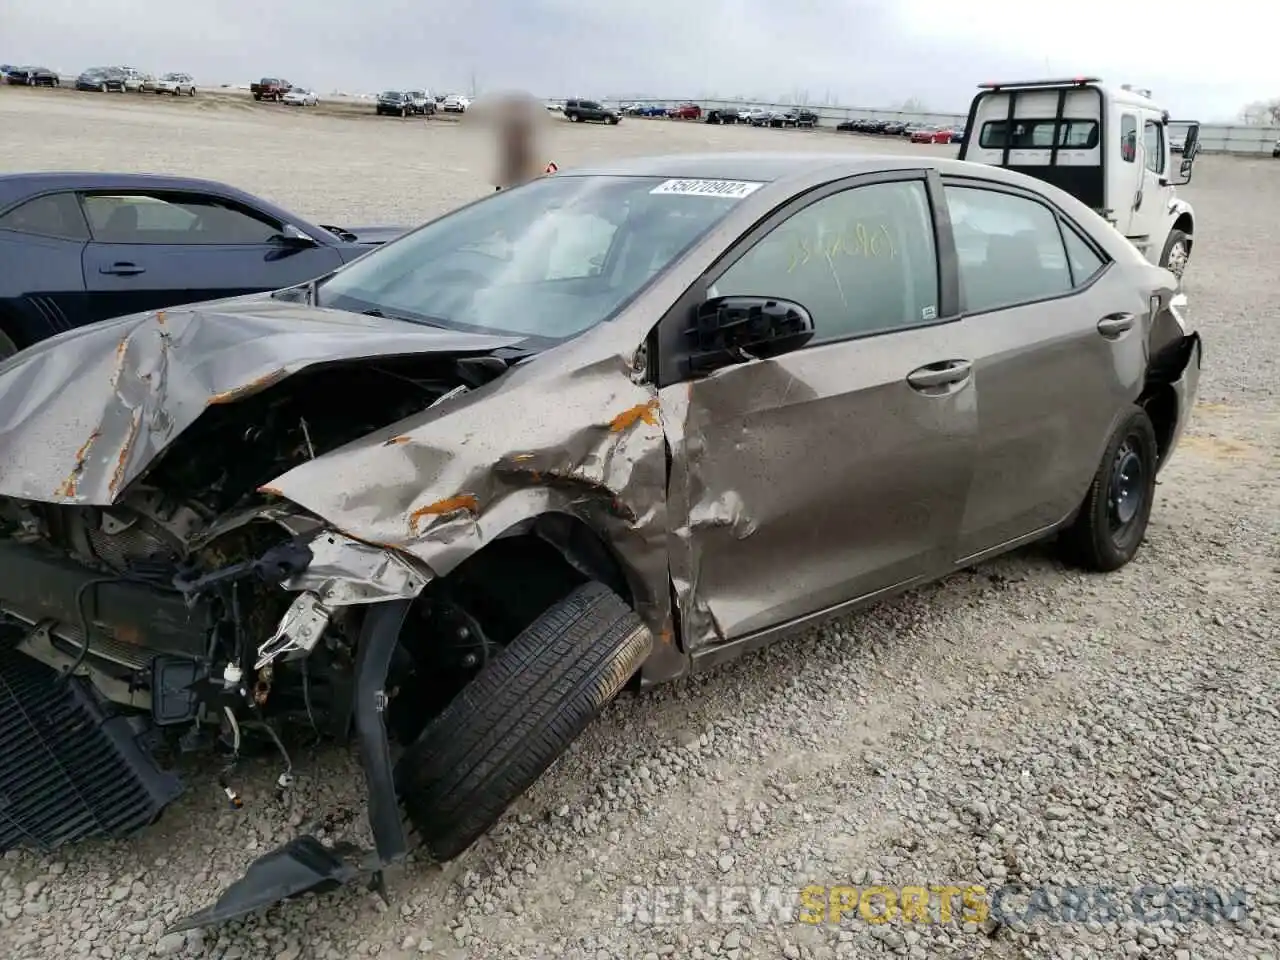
(0, 153, 1201, 930)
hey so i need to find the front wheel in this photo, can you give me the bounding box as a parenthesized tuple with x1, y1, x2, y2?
(396, 581, 653, 861)
(1159, 229, 1191, 281)
(1058, 406, 1158, 572)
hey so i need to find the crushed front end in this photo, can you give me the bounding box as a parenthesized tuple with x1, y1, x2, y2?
(0, 302, 536, 930)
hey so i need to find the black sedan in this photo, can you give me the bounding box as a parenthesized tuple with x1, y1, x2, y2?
(4, 65, 59, 86)
(75, 67, 127, 92)
(0, 172, 407, 358)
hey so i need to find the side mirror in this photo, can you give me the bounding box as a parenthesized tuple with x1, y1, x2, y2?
(685, 295, 815, 374)
(1170, 123, 1200, 185)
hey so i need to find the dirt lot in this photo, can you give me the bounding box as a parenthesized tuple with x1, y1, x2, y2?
(1, 87, 1278, 960)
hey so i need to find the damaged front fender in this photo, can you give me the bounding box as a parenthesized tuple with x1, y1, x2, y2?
(263, 346, 682, 677)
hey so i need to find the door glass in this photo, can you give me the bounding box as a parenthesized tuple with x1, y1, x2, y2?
(0, 193, 90, 240)
(944, 186, 1073, 313)
(1120, 115, 1137, 162)
(1143, 120, 1165, 174)
(709, 180, 940, 342)
(81, 193, 283, 244)
(1060, 223, 1107, 286)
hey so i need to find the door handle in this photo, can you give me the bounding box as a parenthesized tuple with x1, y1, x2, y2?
(99, 262, 145, 276)
(1097, 312, 1134, 337)
(906, 359, 972, 391)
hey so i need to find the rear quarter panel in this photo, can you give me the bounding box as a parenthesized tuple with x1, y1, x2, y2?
(0, 230, 88, 344)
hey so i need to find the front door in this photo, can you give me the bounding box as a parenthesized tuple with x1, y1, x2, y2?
(658, 172, 978, 652)
(1116, 111, 1172, 253)
(941, 178, 1151, 561)
(79, 190, 344, 322)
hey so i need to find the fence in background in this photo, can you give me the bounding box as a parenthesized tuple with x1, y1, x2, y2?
(576, 98, 1280, 156)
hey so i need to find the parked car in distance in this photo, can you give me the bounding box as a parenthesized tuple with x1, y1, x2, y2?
(0, 172, 409, 359)
(406, 91, 434, 115)
(5, 65, 59, 86)
(376, 91, 412, 117)
(75, 68, 126, 93)
(883, 121, 907, 135)
(1273, 137, 1280, 159)
(777, 108, 819, 128)
(0, 152, 1201, 935)
(704, 108, 740, 124)
(442, 94, 470, 113)
(911, 126, 942, 143)
(634, 104, 668, 117)
(747, 109, 773, 126)
(250, 78, 291, 101)
(546, 101, 563, 113)
(118, 67, 149, 92)
(155, 72, 196, 96)
(563, 99, 620, 124)
(670, 103, 702, 120)
(282, 87, 318, 107)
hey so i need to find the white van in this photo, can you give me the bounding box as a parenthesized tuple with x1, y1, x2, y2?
(957, 77, 1201, 280)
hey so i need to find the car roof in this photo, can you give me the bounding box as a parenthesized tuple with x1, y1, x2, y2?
(558, 151, 1029, 186)
(0, 172, 312, 227)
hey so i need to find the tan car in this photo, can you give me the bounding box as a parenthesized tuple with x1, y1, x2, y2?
(0, 153, 1200, 930)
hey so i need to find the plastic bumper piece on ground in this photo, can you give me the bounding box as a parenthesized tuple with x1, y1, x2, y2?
(167, 598, 416, 933)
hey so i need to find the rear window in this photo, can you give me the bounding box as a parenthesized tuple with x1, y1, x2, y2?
(979, 119, 1099, 149)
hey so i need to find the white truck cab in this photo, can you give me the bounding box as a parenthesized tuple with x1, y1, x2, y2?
(957, 77, 1202, 280)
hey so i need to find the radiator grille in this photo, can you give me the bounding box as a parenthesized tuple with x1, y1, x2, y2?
(0, 646, 182, 852)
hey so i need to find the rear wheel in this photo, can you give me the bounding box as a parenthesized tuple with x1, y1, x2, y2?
(1058, 406, 1158, 572)
(396, 581, 652, 861)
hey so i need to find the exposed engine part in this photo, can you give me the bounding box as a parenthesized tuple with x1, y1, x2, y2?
(256, 592, 333, 669)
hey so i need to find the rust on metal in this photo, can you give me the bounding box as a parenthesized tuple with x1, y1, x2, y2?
(107, 411, 143, 497)
(383, 435, 411, 446)
(207, 369, 288, 406)
(608, 398, 660, 432)
(54, 430, 102, 498)
(408, 493, 480, 535)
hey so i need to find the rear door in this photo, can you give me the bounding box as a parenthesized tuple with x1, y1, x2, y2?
(79, 190, 344, 321)
(941, 175, 1149, 563)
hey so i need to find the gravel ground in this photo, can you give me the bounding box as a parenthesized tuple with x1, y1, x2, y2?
(2, 88, 1278, 960)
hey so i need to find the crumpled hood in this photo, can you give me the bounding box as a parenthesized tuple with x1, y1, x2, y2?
(0, 298, 521, 505)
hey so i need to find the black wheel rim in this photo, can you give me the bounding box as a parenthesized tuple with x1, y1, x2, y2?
(1107, 437, 1145, 537)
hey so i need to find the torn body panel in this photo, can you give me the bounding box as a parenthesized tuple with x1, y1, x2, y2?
(264, 345, 677, 666)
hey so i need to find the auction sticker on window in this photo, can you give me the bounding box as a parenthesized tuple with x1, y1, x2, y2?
(650, 179, 764, 199)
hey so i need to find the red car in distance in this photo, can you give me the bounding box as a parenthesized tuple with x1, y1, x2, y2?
(911, 126, 954, 144)
(670, 103, 702, 120)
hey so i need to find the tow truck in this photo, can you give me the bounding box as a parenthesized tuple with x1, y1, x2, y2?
(957, 77, 1201, 280)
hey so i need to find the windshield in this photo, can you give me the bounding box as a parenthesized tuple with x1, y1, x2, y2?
(315, 174, 755, 342)
(382, 91, 402, 98)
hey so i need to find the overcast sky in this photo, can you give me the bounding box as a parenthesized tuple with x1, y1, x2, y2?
(3, 0, 1267, 120)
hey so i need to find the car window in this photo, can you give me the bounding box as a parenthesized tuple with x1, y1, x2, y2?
(978, 119, 1099, 149)
(0, 192, 91, 241)
(944, 185, 1074, 313)
(1121, 114, 1137, 163)
(708, 180, 940, 344)
(81, 193, 283, 244)
(1060, 222, 1107, 286)
(1143, 119, 1164, 174)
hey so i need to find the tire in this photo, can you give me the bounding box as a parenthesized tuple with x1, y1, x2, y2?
(1159, 228, 1191, 281)
(190, 87, 196, 96)
(396, 581, 653, 862)
(99, 83, 107, 93)
(1058, 406, 1158, 572)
